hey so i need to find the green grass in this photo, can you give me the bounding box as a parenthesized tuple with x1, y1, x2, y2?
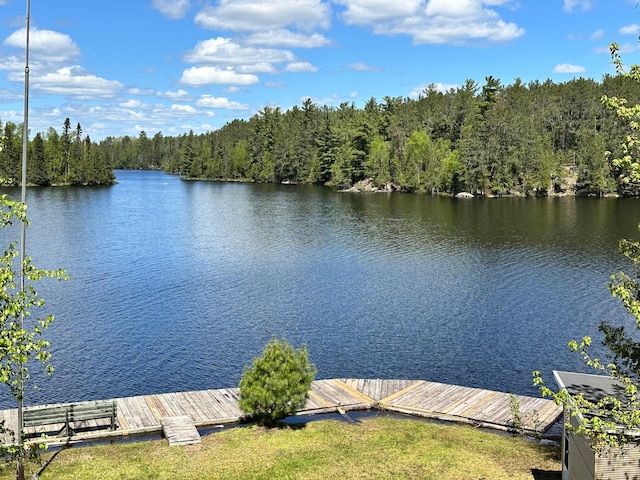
(4, 416, 561, 480)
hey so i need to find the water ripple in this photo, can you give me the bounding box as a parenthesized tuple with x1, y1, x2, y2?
(2, 173, 638, 408)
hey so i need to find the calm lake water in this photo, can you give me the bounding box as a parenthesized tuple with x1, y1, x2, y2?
(1, 169, 639, 409)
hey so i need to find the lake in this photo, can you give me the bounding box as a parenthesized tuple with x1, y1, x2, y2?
(1, 169, 639, 409)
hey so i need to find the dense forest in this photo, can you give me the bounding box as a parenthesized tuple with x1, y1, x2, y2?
(5, 75, 640, 195)
(0, 117, 114, 186)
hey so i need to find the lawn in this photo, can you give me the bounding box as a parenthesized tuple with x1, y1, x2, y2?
(4, 416, 561, 480)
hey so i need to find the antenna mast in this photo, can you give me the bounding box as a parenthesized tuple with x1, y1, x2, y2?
(17, 0, 31, 473)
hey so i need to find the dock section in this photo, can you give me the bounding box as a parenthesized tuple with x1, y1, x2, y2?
(0, 378, 562, 446)
(373, 379, 561, 434)
(160, 416, 201, 446)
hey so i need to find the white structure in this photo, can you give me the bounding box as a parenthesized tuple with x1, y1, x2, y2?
(554, 370, 640, 480)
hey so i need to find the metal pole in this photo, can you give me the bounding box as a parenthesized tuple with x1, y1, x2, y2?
(17, 1, 30, 477)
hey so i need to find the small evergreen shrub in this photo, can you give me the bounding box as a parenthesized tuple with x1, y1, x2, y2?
(239, 337, 316, 427)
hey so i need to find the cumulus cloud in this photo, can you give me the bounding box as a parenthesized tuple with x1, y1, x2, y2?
(184, 37, 296, 65)
(30, 66, 124, 97)
(194, 0, 330, 32)
(120, 99, 143, 108)
(552, 63, 586, 74)
(151, 0, 191, 19)
(4, 27, 80, 63)
(335, 0, 524, 45)
(620, 24, 640, 35)
(180, 66, 259, 85)
(408, 82, 457, 98)
(306, 93, 348, 105)
(425, 0, 484, 17)
(285, 62, 318, 72)
(157, 89, 190, 100)
(0, 27, 123, 105)
(129, 87, 156, 96)
(196, 95, 249, 109)
(236, 63, 278, 74)
(171, 104, 196, 113)
(563, 0, 593, 12)
(243, 30, 332, 48)
(337, 0, 421, 23)
(0, 55, 23, 73)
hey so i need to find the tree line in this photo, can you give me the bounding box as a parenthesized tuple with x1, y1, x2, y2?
(6, 74, 640, 195)
(102, 75, 640, 197)
(0, 117, 114, 186)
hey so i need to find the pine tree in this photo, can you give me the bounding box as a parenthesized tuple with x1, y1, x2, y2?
(239, 337, 316, 427)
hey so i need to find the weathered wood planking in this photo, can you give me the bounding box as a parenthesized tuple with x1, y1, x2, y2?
(378, 380, 562, 433)
(340, 378, 421, 402)
(0, 378, 562, 446)
(161, 416, 201, 446)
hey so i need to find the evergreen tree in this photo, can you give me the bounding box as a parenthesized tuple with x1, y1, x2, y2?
(0, 123, 19, 184)
(28, 133, 49, 186)
(239, 337, 316, 427)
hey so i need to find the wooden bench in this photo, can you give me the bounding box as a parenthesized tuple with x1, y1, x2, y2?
(23, 400, 117, 438)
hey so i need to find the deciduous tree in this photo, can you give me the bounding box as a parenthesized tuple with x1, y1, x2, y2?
(0, 152, 67, 474)
(534, 44, 640, 449)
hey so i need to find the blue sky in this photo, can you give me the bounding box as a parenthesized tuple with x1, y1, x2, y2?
(0, 0, 639, 140)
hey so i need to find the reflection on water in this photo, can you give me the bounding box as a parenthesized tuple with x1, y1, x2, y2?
(0, 171, 638, 408)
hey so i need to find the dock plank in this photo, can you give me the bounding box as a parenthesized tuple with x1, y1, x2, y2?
(379, 380, 561, 433)
(0, 378, 562, 446)
(198, 390, 232, 419)
(161, 416, 201, 446)
(120, 396, 157, 429)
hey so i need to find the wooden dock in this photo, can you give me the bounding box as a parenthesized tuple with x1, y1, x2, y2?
(161, 416, 201, 446)
(0, 379, 561, 446)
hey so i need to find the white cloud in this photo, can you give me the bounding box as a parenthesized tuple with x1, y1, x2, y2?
(4, 27, 80, 63)
(590, 29, 604, 40)
(552, 63, 586, 74)
(335, 0, 523, 45)
(194, 0, 331, 32)
(184, 37, 297, 65)
(171, 104, 196, 113)
(157, 89, 190, 100)
(129, 87, 156, 96)
(595, 41, 640, 55)
(425, 0, 488, 18)
(265, 81, 286, 88)
(408, 82, 458, 98)
(223, 86, 247, 93)
(563, 0, 593, 12)
(0, 55, 23, 73)
(151, 0, 191, 19)
(285, 62, 318, 72)
(30, 66, 123, 97)
(180, 66, 260, 85)
(336, 0, 421, 23)
(120, 99, 143, 108)
(243, 29, 332, 48)
(616, 43, 640, 54)
(236, 63, 278, 74)
(346, 62, 383, 72)
(620, 24, 640, 35)
(306, 93, 347, 105)
(196, 95, 249, 109)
